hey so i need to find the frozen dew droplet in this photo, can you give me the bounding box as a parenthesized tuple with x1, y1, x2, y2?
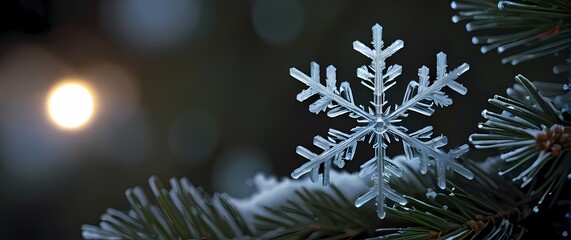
(497, 1, 505, 9)
(532, 206, 539, 213)
(377, 210, 386, 219)
(426, 188, 437, 200)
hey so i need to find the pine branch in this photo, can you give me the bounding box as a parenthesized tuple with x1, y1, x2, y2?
(81, 176, 253, 240)
(530, 69, 571, 113)
(80, 160, 533, 240)
(373, 159, 529, 240)
(470, 74, 571, 210)
(248, 157, 531, 240)
(451, 0, 571, 73)
(253, 185, 378, 240)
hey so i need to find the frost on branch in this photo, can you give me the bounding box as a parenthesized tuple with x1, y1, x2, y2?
(290, 23, 474, 219)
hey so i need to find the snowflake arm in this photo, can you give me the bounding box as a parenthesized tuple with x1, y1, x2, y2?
(388, 125, 473, 188)
(292, 125, 373, 180)
(387, 52, 469, 121)
(354, 24, 404, 115)
(290, 63, 374, 121)
(290, 23, 473, 219)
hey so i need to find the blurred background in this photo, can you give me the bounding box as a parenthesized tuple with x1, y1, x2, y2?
(0, 0, 566, 239)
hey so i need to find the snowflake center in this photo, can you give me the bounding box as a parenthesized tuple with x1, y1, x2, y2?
(373, 117, 388, 134)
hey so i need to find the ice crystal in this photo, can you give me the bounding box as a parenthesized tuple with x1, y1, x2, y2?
(290, 23, 474, 219)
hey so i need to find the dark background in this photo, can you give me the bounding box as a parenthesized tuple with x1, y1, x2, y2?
(0, 0, 566, 239)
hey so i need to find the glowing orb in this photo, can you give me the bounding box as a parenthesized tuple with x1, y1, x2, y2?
(47, 82, 95, 129)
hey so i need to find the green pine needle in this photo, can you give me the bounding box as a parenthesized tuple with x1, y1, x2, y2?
(251, 159, 529, 240)
(82, 161, 531, 240)
(470, 74, 571, 209)
(373, 160, 528, 240)
(81, 176, 253, 240)
(254, 185, 378, 240)
(451, 0, 571, 72)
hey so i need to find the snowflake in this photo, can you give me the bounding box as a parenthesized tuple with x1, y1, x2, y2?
(290, 23, 475, 219)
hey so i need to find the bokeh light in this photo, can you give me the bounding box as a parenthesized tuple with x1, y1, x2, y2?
(47, 81, 95, 130)
(79, 63, 150, 163)
(0, 46, 78, 198)
(100, 0, 202, 53)
(212, 146, 272, 198)
(1, 96, 79, 199)
(167, 109, 219, 164)
(97, 108, 154, 163)
(80, 63, 141, 125)
(251, 0, 304, 46)
(0, 45, 148, 198)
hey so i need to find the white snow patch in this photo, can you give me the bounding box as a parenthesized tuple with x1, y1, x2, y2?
(228, 171, 368, 229)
